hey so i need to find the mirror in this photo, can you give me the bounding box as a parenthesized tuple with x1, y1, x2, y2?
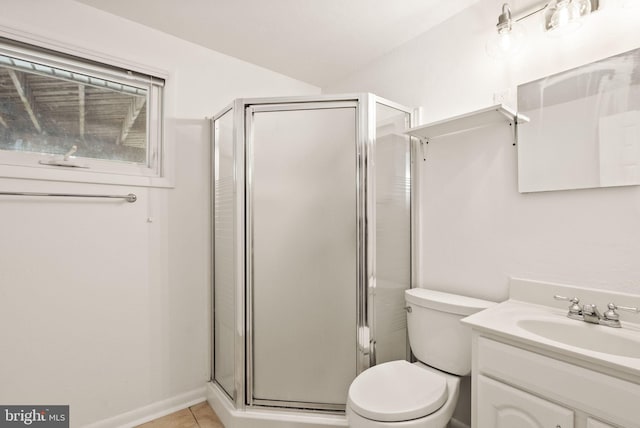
(517, 48, 640, 193)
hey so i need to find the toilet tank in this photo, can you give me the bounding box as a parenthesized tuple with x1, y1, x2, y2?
(405, 288, 495, 376)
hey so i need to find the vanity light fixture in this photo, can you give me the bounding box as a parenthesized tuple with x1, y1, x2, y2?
(487, 0, 600, 59)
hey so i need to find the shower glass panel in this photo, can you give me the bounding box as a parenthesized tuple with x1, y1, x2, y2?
(373, 103, 412, 364)
(213, 108, 236, 399)
(249, 104, 358, 409)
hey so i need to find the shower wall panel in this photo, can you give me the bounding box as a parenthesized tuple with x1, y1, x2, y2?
(213, 108, 236, 398)
(373, 103, 412, 364)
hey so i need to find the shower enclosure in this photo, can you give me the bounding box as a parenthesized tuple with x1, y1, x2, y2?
(212, 94, 414, 415)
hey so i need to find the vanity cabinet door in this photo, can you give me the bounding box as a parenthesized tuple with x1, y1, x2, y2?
(586, 418, 616, 428)
(477, 375, 574, 428)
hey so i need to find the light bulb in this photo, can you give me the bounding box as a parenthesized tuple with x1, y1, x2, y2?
(486, 3, 526, 59)
(545, 0, 592, 35)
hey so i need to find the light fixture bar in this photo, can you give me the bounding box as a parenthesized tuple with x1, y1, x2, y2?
(508, 0, 599, 24)
(513, 3, 549, 23)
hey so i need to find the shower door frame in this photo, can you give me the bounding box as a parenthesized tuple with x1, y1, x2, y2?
(245, 97, 365, 412)
(211, 94, 417, 413)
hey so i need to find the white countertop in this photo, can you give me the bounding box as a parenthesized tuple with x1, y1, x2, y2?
(461, 298, 640, 379)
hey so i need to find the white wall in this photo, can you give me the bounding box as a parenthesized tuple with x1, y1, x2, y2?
(326, 0, 640, 302)
(0, 1, 319, 426)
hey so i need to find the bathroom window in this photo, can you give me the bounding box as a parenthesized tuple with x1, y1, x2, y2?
(0, 38, 165, 181)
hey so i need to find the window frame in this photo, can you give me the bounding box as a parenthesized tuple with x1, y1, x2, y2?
(0, 37, 169, 187)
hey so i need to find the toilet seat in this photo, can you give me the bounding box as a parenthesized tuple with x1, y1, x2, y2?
(347, 360, 448, 422)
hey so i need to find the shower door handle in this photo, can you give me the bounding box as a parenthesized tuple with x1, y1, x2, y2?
(370, 340, 376, 366)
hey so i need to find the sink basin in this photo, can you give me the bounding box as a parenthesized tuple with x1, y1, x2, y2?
(517, 319, 640, 358)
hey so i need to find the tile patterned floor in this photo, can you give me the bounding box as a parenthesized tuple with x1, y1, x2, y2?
(136, 402, 224, 428)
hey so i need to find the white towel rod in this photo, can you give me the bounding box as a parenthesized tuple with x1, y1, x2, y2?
(0, 191, 137, 203)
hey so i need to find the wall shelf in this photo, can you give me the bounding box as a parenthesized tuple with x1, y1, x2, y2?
(404, 104, 529, 143)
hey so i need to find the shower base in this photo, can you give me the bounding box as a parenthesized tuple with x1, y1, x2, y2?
(206, 382, 347, 428)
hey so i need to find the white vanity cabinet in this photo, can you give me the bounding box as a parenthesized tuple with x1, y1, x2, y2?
(460, 279, 640, 428)
(470, 335, 640, 428)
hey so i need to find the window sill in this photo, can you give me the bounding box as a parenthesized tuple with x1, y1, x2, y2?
(0, 163, 175, 188)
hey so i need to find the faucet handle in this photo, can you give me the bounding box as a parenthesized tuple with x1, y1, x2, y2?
(604, 303, 640, 321)
(554, 294, 579, 303)
(554, 295, 582, 318)
(600, 303, 639, 328)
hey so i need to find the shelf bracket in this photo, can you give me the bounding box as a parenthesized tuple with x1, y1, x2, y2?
(419, 137, 428, 161)
(512, 115, 522, 147)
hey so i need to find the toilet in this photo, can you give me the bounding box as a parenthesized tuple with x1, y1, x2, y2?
(346, 288, 495, 428)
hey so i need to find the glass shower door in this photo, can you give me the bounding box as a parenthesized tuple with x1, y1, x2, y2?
(247, 102, 359, 410)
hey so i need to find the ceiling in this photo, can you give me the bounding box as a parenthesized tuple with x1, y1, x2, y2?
(74, 0, 483, 87)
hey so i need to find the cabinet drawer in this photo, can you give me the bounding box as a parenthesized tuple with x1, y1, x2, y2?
(477, 375, 574, 428)
(587, 418, 617, 428)
(477, 337, 640, 428)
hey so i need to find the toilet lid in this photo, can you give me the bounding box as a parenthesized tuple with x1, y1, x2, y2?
(348, 360, 448, 422)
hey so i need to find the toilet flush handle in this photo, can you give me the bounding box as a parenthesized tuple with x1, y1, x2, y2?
(404, 306, 412, 313)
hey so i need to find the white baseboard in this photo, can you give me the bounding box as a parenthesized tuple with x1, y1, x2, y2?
(84, 386, 207, 428)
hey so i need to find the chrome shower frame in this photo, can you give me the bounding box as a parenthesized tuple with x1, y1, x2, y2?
(211, 93, 415, 414)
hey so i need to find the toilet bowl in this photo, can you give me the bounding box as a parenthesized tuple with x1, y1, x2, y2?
(347, 361, 459, 428)
(346, 288, 494, 428)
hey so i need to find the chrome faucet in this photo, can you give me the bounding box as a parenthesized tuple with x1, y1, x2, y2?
(553, 295, 639, 328)
(581, 303, 602, 324)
